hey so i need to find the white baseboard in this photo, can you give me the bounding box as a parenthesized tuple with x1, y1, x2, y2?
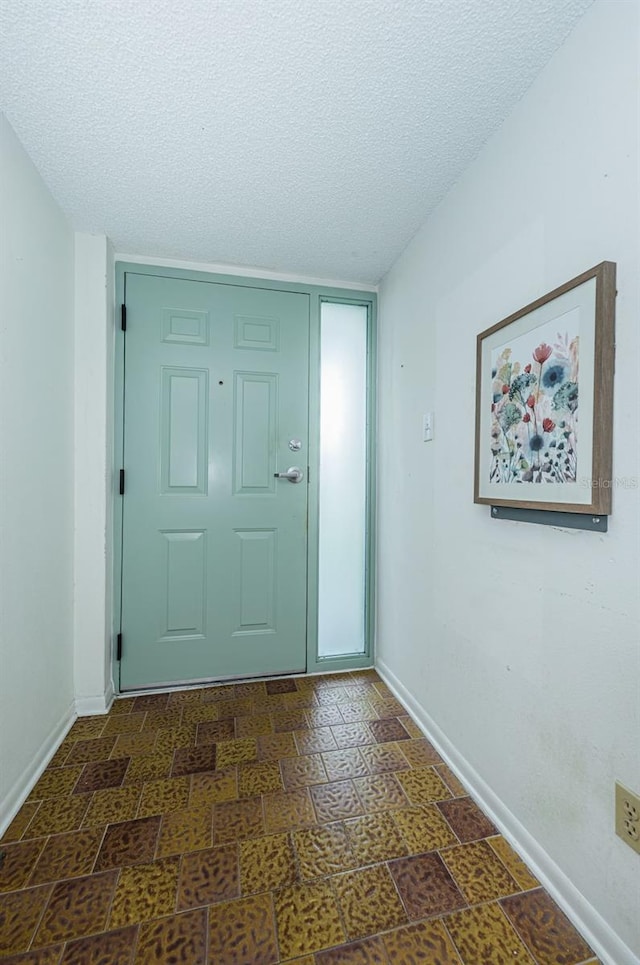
(376, 658, 639, 965)
(75, 684, 114, 717)
(0, 699, 77, 838)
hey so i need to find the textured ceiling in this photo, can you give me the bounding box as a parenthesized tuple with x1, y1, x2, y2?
(1, 0, 593, 284)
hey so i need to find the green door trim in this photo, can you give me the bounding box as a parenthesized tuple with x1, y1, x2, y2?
(113, 262, 377, 691)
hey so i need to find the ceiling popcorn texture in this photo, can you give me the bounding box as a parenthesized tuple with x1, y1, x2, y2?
(0, 0, 593, 284)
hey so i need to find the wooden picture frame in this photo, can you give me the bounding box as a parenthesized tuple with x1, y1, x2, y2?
(474, 262, 616, 515)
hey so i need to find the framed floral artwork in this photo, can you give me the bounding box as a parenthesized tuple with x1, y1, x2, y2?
(474, 262, 616, 515)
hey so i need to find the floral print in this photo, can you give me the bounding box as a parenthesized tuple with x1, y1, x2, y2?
(490, 332, 579, 484)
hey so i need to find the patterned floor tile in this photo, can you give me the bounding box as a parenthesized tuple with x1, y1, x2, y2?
(305, 707, 344, 729)
(196, 720, 235, 745)
(294, 727, 338, 755)
(2, 673, 594, 965)
(215, 739, 258, 768)
(156, 807, 213, 858)
(108, 698, 135, 716)
(235, 714, 273, 738)
(333, 864, 408, 940)
(0, 839, 46, 892)
(65, 737, 117, 765)
(213, 797, 265, 843)
(28, 767, 83, 801)
(238, 760, 283, 797)
(281, 753, 329, 789)
(82, 786, 142, 827)
(167, 690, 203, 707)
(401, 738, 442, 767)
(293, 822, 356, 880)
(263, 788, 317, 833)
(392, 805, 458, 852)
(310, 781, 364, 823)
(375, 699, 408, 718)
(34, 871, 118, 946)
(501, 889, 594, 965)
(272, 710, 309, 733)
(445, 901, 535, 964)
(73, 758, 129, 794)
(382, 919, 461, 963)
(315, 688, 346, 706)
(110, 733, 157, 759)
(137, 777, 190, 818)
(321, 748, 369, 782)
(108, 857, 180, 928)
(239, 832, 298, 893)
(274, 880, 345, 959)
(102, 714, 146, 737)
(437, 796, 498, 842)
(209, 892, 278, 965)
(153, 727, 197, 754)
(389, 852, 466, 920)
(330, 723, 375, 749)
(487, 835, 540, 891)
(315, 936, 388, 964)
(338, 701, 379, 724)
(94, 817, 161, 871)
(235, 681, 267, 698)
(359, 742, 409, 775)
(199, 685, 235, 704)
(68, 719, 107, 741)
(181, 704, 220, 726)
(60, 925, 138, 965)
(0, 946, 64, 964)
(216, 697, 254, 720)
(132, 693, 169, 713)
(368, 718, 411, 743)
(434, 763, 466, 797)
(47, 739, 75, 769)
(266, 678, 298, 695)
(190, 769, 238, 807)
(29, 830, 104, 886)
(0, 884, 53, 955)
(396, 767, 451, 805)
(123, 752, 173, 785)
(1, 802, 41, 843)
(26, 795, 90, 838)
(134, 908, 207, 965)
(344, 812, 408, 864)
(441, 840, 520, 904)
(257, 733, 298, 760)
(170, 746, 217, 778)
(141, 712, 182, 733)
(176, 844, 239, 911)
(353, 774, 409, 812)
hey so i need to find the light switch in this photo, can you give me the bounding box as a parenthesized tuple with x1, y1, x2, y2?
(423, 412, 434, 442)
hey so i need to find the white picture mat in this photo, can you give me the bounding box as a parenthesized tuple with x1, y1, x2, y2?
(477, 277, 596, 505)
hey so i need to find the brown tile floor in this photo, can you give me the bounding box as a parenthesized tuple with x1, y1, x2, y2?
(0, 670, 599, 964)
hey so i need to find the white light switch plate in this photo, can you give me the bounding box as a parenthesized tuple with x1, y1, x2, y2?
(423, 412, 434, 442)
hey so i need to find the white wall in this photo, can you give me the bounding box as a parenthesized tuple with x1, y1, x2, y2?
(74, 234, 115, 713)
(0, 114, 76, 825)
(377, 2, 640, 962)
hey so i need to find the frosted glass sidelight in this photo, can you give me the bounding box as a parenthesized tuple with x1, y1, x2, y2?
(318, 302, 368, 657)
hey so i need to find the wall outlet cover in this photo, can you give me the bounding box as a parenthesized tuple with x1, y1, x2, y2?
(615, 781, 640, 854)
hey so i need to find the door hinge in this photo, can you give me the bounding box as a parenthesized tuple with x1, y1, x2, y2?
(121, 304, 127, 331)
(119, 469, 125, 495)
(116, 632, 123, 661)
(307, 465, 310, 483)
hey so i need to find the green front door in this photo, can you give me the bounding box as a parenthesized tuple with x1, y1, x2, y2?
(119, 272, 310, 690)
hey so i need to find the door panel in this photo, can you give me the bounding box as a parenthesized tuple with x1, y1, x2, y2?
(120, 273, 309, 689)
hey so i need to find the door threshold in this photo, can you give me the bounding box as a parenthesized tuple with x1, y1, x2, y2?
(116, 664, 375, 697)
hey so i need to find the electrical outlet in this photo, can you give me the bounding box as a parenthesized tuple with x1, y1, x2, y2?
(615, 782, 640, 854)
